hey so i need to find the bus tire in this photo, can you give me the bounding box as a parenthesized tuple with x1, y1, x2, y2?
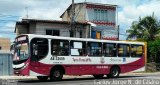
(50, 68, 63, 81)
(93, 74, 104, 79)
(37, 76, 48, 81)
(108, 66, 120, 78)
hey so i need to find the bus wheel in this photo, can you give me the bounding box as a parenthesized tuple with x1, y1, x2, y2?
(50, 68, 63, 81)
(108, 66, 120, 78)
(93, 74, 104, 79)
(37, 76, 48, 81)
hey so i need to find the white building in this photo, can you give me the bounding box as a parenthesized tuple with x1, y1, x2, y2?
(15, 19, 90, 38)
(60, 2, 118, 40)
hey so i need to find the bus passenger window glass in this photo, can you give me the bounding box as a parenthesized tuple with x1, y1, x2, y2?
(131, 45, 143, 57)
(70, 41, 86, 56)
(118, 44, 130, 57)
(87, 42, 102, 56)
(103, 43, 116, 57)
(51, 40, 69, 56)
(31, 38, 48, 61)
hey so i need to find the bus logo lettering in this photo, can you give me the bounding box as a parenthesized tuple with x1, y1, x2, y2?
(72, 58, 91, 62)
(50, 56, 65, 60)
(110, 58, 121, 62)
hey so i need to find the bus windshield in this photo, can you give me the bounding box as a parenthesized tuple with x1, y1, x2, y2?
(12, 35, 29, 61)
(13, 42, 29, 61)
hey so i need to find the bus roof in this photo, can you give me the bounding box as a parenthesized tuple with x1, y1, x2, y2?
(18, 34, 145, 45)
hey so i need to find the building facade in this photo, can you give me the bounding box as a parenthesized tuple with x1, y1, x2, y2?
(15, 19, 90, 38)
(60, 2, 118, 40)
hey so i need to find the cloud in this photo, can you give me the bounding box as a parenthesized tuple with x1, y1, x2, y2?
(117, 0, 160, 34)
(137, 1, 160, 19)
(20, 6, 64, 20)
(0, 22, 15, 32)
(18, 0, 72, 20)
(0, 0, 26, 15)
(95, 0, 160, 40)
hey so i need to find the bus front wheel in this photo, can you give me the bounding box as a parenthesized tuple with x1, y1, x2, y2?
(50, 68, 63, 81)
(107, 66, 120, 78)
(37, 76, 48, 81)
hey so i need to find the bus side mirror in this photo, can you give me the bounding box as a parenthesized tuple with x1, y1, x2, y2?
(33, 44, 38, 56)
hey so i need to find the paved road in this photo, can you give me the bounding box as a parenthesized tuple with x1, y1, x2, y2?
(1, 74, 160, 85)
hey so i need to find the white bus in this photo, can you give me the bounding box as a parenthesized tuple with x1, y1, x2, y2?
(12, 34, 146, 81)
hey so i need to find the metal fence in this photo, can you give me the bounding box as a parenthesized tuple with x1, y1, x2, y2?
(0, 53, 13, 76)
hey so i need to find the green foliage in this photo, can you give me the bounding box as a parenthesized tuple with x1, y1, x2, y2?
(127, 14, 160, 63)
(148, 39, 160, 63)
(127, 15, 160, 41)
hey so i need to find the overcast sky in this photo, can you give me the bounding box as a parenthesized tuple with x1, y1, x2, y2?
(0, 0, 160, 41)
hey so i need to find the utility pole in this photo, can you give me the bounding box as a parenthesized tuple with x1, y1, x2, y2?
(71, 0, 76, 37)
(118, 25, 119, 40)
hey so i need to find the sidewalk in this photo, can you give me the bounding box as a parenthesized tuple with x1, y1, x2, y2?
(0, 75, 92, 80)
(1, 72, 160, 80)
(121, 72, 160, 76)
(0, 76, 36, 80)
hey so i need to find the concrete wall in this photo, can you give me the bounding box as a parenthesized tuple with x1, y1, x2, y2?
(15, 21, 90, 38)
(61, 4, 86, 22)
(16, 25, 28, 35)
(36, 22, 90, 38)
(36, 22, 70, 37)
(0, 53, 13, 76)
(29, 23, 36, 34)
(74, 4, 86, 22)
(60, 3, 118, 40)
(61, 10, 71, 21)
(61, 4, 116, 23)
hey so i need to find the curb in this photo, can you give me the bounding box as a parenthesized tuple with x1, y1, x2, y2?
(1, 72, 160, 80)
(0, 75, 93, 80)
(0, 76, 36, 80)
(121, 72, 160, 75)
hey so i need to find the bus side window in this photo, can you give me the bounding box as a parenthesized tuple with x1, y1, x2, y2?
(87, 42, 102, 57)
(51, 39, 69, 56)
(31, 38, 48, 61)
(103, 43, 116, 57)
(70, 41, 86, 56)
(118, 44, 130, 57)
(131, 45, 143, 57)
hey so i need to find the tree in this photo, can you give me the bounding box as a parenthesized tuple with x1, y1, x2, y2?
(148, 39, 160, 63)
(127, 15, 160, 41)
